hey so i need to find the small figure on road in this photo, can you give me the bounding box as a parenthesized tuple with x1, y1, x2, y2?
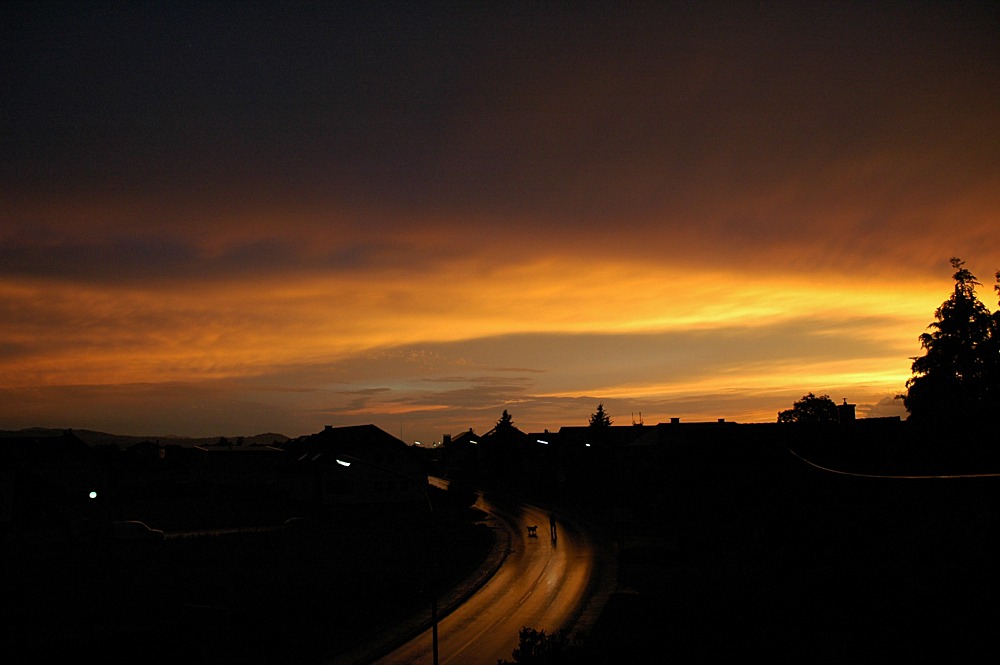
(549, 512, 557, 540)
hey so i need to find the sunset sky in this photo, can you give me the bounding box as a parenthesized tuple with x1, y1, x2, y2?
(2, 1, 998, 444)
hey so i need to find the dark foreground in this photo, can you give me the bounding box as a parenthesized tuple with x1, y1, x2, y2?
(582, 469, 1000, 663)
(6, 467, 999, 664)
(5, 507, 493, 665)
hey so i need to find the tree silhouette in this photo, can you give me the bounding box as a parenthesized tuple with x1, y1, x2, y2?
(588, 403, 612, 428)
(497, 627, 581, 664)
(902, 258, 998, 423)
(777, 393, 838, 423)
(989, 269, 1000, 414)
(495, 409, 515, 432)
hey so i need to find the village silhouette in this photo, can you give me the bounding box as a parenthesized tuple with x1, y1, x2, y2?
(4, 259, 1000, 663)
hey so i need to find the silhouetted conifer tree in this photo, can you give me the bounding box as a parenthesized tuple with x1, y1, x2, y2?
(588, 403, 612, 428)
(902, 258, 998, 423)
(495, 409, 515, 432)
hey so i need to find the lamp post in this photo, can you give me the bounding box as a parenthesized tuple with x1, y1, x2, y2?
(336, 456, 439, 665)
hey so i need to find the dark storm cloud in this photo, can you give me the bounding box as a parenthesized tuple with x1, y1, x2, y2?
(4, 1, 995, 285)
(0, 206, 422, 284)
(0, 228, 196, 281)
(2, 1, 496, 194)
(7, 1, 994, 205)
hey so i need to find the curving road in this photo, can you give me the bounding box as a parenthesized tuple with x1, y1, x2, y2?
(370, 493, 612, 665)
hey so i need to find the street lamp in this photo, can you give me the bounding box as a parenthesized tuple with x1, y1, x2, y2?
(335, 455, 439, 665)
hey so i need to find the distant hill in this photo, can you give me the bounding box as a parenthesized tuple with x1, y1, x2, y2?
(0, 427, 291, 448)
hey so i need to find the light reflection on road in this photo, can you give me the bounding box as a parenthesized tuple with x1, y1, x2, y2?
(372, 494, 602, 665)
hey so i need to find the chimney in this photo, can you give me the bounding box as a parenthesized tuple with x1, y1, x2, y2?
(837, 399, 856, 424)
